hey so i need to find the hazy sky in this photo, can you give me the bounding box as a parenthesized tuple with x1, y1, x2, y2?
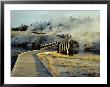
(11, 10, 99, 27)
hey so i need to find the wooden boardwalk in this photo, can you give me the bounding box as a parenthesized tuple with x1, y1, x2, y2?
(11, 51, 53, 77)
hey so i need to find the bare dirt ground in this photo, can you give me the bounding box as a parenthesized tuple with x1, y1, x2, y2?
(37, 51, 100, 77)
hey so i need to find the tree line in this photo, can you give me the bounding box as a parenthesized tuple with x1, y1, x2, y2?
(11, 24, 28, 31)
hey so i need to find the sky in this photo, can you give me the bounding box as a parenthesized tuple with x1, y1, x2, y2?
(11, 10, 100, 28)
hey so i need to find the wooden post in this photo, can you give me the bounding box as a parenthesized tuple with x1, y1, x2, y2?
(68, 40, 70, 49)
(64, 42, 65, 51)
(67, 48, 69, 55)
(64, 43, 65, 51)
(61, 43, 63, 51)
(59, 44, 61, 53)
(65, 42, 67, 49)
(66, 42, 68, 50)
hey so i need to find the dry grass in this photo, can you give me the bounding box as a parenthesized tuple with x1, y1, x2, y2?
(37, 51, 100, 77)
(38, 52, 100, 62)
(11, 31, 48, 37)
(47, 57, 60, 76)
(37, 53, 60, 76)
(11, 31, 31, 36)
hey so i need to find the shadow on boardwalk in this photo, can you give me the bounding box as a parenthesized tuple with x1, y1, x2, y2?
(32, 54, 53, 77)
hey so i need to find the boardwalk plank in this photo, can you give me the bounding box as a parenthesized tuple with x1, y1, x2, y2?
(11, 51, 53, 77)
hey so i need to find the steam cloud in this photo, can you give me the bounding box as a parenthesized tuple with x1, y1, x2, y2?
(27, 16, 100, 43)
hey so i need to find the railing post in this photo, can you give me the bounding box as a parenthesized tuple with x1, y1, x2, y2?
(64, 42, 65, 51)
(61, 43, 63, 51)
(59, 44, 61, 53)
(67, 48, 69, 55)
